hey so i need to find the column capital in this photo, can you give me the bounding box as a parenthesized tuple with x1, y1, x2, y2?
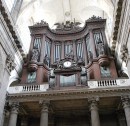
(121, 96, 130, 108)
(39, 100, 50, 112)
(88, 97, 99, 111)
(9, 102, 19, 114)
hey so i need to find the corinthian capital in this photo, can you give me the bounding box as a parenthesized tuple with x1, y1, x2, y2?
(39, 100, 50, 112)
(9, 102, 19, 114)
(88, 97, 99, 111)
(121, 96, 130, 108)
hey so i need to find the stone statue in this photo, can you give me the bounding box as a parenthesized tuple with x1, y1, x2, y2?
(31, 48, 39, 61)
(44, 54, 50, 66)
(97, 38, 105, 56)
(88, 51, 93, 63)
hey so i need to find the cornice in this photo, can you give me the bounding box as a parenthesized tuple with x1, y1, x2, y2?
(0, 0, 26, 61)
(7, 86, 130, 102)
(111, 0, 123, 53)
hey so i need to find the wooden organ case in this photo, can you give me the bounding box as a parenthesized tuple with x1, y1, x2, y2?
(20, 17, 118, 89)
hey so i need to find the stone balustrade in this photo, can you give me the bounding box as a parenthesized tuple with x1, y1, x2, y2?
(7, 79, 130, 94)
(8, 84, 49, 94)
(87, 79, 130, 88)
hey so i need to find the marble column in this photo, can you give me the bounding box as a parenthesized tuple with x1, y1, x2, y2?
(89, 97, 100, 126)
(121, 96, 130, 126)
(40, 101, 50, 126)
(8, 103, 19, 126)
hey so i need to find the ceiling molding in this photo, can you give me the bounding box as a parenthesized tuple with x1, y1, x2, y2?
(0, 0, 26, 60)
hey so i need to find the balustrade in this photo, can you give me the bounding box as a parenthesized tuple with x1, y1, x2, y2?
(22, 85, 40, 91)
(97, 80, 117, 87)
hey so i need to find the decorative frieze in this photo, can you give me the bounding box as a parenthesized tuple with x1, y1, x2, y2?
(120, 45, 128, 63)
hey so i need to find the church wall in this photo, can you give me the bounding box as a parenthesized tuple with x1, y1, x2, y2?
(0, 6, 23, 126)
(114, 0, 130, 76)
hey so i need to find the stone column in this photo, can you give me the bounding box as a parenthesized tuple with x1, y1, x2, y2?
(8, 103, 19, 126)
(89, 97, 100, 126)
(121, 96, 130, 126)
(40, 101, 50, 126)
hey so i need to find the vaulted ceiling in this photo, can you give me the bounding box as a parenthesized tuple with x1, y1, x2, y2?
(6, 0, 116, 52)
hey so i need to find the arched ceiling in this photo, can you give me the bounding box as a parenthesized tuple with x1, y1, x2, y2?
(14, 0, 115, 52)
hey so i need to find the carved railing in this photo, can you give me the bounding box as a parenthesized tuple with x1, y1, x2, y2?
(22, 85, 40, 91)
(88, 79, 130, 88)
(97, 80, 117, 87)
(8, 84, 49, 94)
(7, 79, 130, 94)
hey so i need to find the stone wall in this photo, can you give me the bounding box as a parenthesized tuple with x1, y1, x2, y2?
(0, 7, 23, 126)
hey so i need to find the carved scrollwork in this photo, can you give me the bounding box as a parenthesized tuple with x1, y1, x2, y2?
(6, 54, 16, 73)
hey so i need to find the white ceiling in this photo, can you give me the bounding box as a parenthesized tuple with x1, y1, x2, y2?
(14, 0, 115, 52)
